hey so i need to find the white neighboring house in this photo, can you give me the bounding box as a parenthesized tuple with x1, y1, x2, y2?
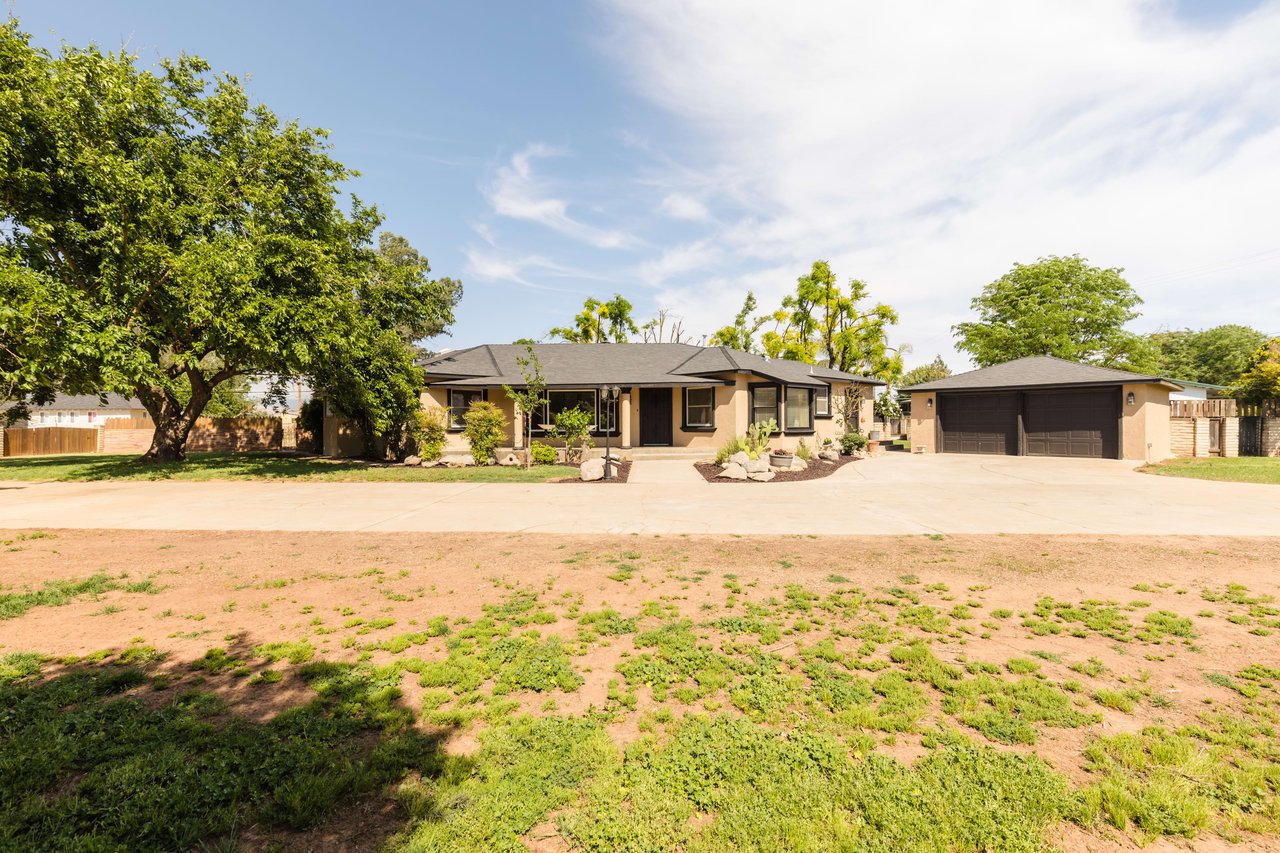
(247, 375, 312, 414)
(25, 394, 148, 427)
(1167, 380, 1228, 401)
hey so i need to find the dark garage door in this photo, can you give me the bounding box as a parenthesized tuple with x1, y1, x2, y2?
(938, 393, 1017, 455)
(1024, 390, 1118, 459)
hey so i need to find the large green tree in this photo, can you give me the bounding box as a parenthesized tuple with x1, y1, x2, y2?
(900, 355, 951, 388)
(0, 22, 458, 460)
(1147, 325, 1268, 386)
(953, 255, 1153, 370)
(1230, 337, 1280, 404)
(550, 295, 639, 343)
(759, 261, 906, 383)
(709, 292, 766, 353)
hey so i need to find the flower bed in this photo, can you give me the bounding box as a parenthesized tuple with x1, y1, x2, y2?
(694, 454, 854, 483)
(558, 460, 632, 484)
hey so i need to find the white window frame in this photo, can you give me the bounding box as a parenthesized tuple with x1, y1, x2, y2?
(448, 389, 485, 430)
(784, 386, 813, 431)
(815, 387, 830, 418)
(684, 387, 715, 429)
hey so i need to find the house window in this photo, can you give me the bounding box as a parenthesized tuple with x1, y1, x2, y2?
(684, 387, 715, 429)
(547, 390, 597, 430)
(750, 385, 779, 428)
(448, 389, 485, 429)
(815, 387, 830, 418)
(785, 386, 813, 431)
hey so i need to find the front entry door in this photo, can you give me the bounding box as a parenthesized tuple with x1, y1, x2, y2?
(639, 388, 673, 446)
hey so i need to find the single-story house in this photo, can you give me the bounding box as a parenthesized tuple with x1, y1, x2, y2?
(22, 393, 148, 428)
(1167, 379, 1228, 401)
(902, 356, 1182, 461)
(364, 343, 883, 458)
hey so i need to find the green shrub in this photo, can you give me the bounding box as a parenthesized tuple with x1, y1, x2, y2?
(715, 436, 748, 464)
(530, 441, 557, 465)
(795, 439, 812, 461)
(462, 401, 507, 465)
(745, 418, 777, 455)
(417, 407, 447, 461)
(551, 405, 594, 464)
(841, 432, 868, 455)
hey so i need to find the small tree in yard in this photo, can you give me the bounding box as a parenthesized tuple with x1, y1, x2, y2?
(503, 345, 548, 469)
(462, 401, 506, 465)
(1230, 337, 1280, 404)
(551, 406, 594, 465)
(834, 386, 865, 436)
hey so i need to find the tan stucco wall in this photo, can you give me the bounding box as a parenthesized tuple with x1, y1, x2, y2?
(908, 392, 937, 453)
(1122, 383, 1172, 462)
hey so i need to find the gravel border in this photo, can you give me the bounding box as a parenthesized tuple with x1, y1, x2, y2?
(693, 454, 855, 483)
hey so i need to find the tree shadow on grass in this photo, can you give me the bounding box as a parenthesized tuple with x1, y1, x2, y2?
(0, 452, 374, 482)
(0, 635, 459, 851)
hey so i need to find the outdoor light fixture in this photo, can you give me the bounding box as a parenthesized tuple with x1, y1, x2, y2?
(1126, 392, 1136, 406)
(600, 386, 621, 480)
(926, 398, 933, 409)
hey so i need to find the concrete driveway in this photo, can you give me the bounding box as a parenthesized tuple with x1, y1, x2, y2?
(0, 453, 1276, 536)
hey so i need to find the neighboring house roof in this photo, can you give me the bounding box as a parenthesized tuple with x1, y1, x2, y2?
(1166, 378, 1227, 391)
(32, 393, 144, 410)
(900, 356, 1183, 393)
(420, 343, 886, 390)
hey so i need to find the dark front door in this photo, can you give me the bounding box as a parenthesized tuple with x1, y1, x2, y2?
(639, 388, 673, 446)
(1023, 390, 1118, 459)
(938, 393, 1018, 455)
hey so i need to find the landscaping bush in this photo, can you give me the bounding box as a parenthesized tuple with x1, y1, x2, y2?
(417, 408, 447, 462)
(715, 436, 748, 464)
(745, 418, 778, 458)
(530, 441, 557, 465)
(551, 406, 594, 464)
(796, 439, 812, 462)
(462, 401, 507, 465)
(841, 432, 868, 455)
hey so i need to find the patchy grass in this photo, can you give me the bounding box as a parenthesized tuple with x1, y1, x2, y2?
(0, 452, 580, 483)
(1139, 457, 1280, 485)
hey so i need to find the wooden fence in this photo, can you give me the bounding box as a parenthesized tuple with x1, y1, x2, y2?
(1170, 399, 1280, 419)
(2, 427, 100, 457)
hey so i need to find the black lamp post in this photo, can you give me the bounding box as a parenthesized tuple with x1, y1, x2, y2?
(600, 385, 620, 480)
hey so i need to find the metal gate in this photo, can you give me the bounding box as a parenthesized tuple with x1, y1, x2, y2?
(1240, 416, 1263, 457)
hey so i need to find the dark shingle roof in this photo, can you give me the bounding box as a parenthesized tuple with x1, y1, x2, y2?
(420, 343, 885, 389)
(901, 356, 1182, 392)
(34, 393, 144, 410)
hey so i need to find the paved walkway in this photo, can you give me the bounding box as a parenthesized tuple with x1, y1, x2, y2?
(0, 454, 1277, 535)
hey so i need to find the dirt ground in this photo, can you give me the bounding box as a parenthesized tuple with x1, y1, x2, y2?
(3, 529, 1279, 851)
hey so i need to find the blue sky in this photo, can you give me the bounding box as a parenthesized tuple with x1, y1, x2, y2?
(14, 0, 1280, 369)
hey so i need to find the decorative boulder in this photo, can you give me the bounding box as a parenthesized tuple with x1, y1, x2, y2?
(818, 449, 839, 462)
(496, 451, 520, 467)
(421, 459, 440, 468)
(729, 451, 751, 468)
(744, 456, 769, 474)
(792, 457, 808, 471)
(403, 455, 421, 467)
(580, 458, 606, 481)
(717, 462, 748, 480)
(748, 471, 775, 482)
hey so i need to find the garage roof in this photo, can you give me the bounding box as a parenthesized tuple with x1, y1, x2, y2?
(901, 355, 1183, 393)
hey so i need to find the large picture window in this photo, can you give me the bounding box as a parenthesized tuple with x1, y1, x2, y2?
(684, 387, 715, 429)
(522, 389, 617, 435)
(448, 389, 485, 429)
(751, 385, 779, 428)
(785, 386, 813, 431)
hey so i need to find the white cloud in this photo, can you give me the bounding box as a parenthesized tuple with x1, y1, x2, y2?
(486, 144, 636, 249)
(599, 0, 1280, 367)
(658, 192, 710, 221)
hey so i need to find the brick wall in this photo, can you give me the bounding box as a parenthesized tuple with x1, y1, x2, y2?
(102, 428, 152, 454)
(1265, 417, 1280, 457)
(1224, 417, 1239, 458)
(1170, 419, 1195, 457)
(1170, 417, 1241, 458)
(101, 417, 284, 455)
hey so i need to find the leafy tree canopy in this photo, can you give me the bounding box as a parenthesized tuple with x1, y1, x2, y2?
(1229, 337, 1280, 404)
(709, 292, 766, 353)
(1147, 325, 1268, 387)
(550, 295, 639, 343)
(0, 22, 458, 460)
(900, 356, 951, 388)
(953, 255, 1152, 370)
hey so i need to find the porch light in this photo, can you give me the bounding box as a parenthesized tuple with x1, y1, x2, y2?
(926, 398, 933, 408)
(599, 386, 622, 480)
(1126, 392, 1135, 406)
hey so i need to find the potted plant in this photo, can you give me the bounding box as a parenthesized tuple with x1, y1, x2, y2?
(768, 447, 794, 468)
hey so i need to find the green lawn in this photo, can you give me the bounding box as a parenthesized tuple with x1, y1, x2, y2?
(0, 452, 580, 483)
(1139, 456, 1280, 485)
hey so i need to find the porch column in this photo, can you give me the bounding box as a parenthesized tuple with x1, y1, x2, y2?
(620, 389, 633, 448)
(513, 407, 524, 449)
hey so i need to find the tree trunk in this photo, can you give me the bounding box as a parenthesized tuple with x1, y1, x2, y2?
(136, 376, 212, 464)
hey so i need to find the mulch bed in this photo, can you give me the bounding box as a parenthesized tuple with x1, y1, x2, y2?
(558, 460, 632, 483)
(694, 454, 855, 483)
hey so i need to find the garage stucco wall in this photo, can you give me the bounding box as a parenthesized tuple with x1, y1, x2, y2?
(1121, 383, 1172, 462)
(908, 392, 936, 453)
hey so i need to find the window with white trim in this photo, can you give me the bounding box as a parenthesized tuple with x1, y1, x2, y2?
(750, 386, 778, 427)
(448, 389, 485, 429)
(685, 387, 715, 428)
(815, 387, 830, 417)
(784, 386, 813, 431)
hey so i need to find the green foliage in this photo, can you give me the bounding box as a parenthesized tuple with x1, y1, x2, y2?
(417, 407, 447, 462)
(530, 441, 557, 465)
(462, 401, 508, 465)
(503, 344, 549, 469)
(708, 291, 767, 353)
(0, 23, 458, 461)
(795, 438, 812, 462)
(954, 255, 1152, 369)
(714, 435, 748, 464)
(873, 390, 902, 419)
(551, 404, 594, 465)
(1230, 337, 1280, 403)
(900, 355, 951, 388)
(550, 295, 640, 343)
(297, 398, 325, 452)
(485, 635, 584, 694)
(745, 418, 778, 455)
(0, 574, 162, 620)
(841, 431, 868, 454)
(1147, 325, 1268, 387)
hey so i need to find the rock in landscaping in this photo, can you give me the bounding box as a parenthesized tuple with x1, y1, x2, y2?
(769, 465, 788, 473)
(744, 456, 769, 474)
(717, 462, 748, 480)
(792, 457, 808, 471)
(748, 471, 775, 482)
(496, 451, 520, 467)
(421, 459, 440, 468)
(729, 451, 751, 468)
(403, 455, 421, 467)
(580, 457, 605, 481)
(818, 449, 839, 462)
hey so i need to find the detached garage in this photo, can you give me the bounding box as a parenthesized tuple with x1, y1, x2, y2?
(904, 356, 1180, 462)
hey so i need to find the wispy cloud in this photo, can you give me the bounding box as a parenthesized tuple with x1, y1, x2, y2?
(463, 246, 606, 294)
(486, 144, 637, 249)
(658, 192, 710, 221)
